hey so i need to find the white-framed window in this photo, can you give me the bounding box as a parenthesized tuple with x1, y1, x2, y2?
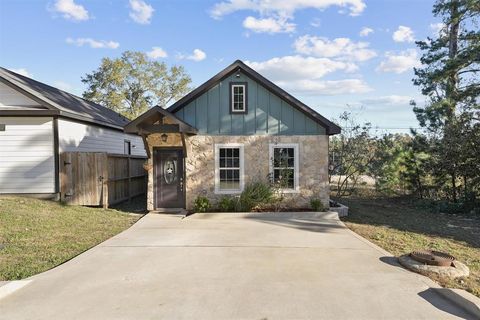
(230, 83, 247, 113)
(269, 143, 299, 193)
(215, 143, 244, 194)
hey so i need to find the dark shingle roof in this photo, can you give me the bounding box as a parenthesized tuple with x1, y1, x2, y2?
(0, 67, 129, 130)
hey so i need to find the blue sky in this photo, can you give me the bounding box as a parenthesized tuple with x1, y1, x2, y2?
(0, 0, 442, 132)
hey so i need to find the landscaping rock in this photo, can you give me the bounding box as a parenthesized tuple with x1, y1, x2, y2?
(398, 254, 469, 279)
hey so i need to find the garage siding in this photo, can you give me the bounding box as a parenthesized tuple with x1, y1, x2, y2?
(0, 117, 55, 193)
(58, 119, 146, 156)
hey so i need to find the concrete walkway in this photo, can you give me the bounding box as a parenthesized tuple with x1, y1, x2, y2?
(0, 212, 475, 319)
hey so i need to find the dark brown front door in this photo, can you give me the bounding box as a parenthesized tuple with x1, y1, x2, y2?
(154, 148, 185, 208)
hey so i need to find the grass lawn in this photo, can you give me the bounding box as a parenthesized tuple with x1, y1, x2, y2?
(0, 196, 145, 281)
(339, 194, 480, 298)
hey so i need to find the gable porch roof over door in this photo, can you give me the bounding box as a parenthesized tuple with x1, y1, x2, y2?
(124, 105, 197, 157)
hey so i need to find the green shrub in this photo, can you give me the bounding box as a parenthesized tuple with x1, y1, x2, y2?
(218, 196, 237, 212)
(239, 181, 275, 211)
(310, 198, 326, 212)
(194, 196, 211, 213)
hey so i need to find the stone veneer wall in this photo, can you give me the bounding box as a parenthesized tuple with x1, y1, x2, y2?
(184, 135, 329, 210)
(145, 134, 329, 211)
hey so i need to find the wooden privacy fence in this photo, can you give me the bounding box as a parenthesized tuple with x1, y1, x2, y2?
(60, 152, 147, 207)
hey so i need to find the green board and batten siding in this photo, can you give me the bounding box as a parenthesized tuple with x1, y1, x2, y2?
(174, 72, 326, 135)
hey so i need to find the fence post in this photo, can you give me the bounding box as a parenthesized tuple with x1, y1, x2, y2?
(127, 156, 132, 203)
(103, 153, 109, 209)
(59, 153, 66, 202)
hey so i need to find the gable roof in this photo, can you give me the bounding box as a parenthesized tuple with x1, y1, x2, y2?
(0, 67, 130, 130)
(167, 60, 341, 135)
(124, 105, 198, 134)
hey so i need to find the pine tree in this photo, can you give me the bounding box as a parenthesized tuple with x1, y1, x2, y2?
(412, 0, 479, 204)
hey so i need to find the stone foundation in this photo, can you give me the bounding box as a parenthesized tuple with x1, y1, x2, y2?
(145, 134, 329, 211)
(184, 135, 329, 210)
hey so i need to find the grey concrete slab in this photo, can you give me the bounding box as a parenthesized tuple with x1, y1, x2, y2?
(0, 212, 475, 320)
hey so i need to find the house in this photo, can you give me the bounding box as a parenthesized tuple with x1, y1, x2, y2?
(125, 60, 340, 211)
(0, 67, 146, 197)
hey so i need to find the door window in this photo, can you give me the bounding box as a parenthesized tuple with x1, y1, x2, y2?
(163, 159, 177, 184)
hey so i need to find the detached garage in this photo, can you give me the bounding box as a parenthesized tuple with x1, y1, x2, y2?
(0, 116, 55, 194)
(0, 67, 146, 197)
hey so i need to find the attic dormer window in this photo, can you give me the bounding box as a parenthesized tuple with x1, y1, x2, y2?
(230, 82, 247, 114)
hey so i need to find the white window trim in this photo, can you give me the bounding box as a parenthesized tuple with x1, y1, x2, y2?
(231, 84, 246, 113)
(269, 143, 300, 193)
(214, 143, 245, 194)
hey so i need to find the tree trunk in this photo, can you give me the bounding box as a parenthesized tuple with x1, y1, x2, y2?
(451, 171, 457, 203)
(446, 1, 460, 118)
(415, 161, 423, 199)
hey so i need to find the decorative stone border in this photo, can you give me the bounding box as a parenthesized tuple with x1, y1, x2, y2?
(329, 201, 349, 217)
(398, 254, 470, 279)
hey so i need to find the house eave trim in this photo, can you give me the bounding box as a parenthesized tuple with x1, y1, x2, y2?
(167, 60, 341, 135)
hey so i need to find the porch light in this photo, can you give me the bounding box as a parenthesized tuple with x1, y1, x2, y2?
(161, 133, 168, 142)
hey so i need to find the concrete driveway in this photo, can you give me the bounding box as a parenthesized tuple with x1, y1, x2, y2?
(0, 212, 475, 319)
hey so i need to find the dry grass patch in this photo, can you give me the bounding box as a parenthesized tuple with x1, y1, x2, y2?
(340, 195, 480, 298)
(0, 196, 142, 280)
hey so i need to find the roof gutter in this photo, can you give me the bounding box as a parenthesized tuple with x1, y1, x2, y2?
(0, 109, 60, 116)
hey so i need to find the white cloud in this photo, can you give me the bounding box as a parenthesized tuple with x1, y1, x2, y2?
(376, 49, 420, 74)
(294, 35, 377, 62)
(392, 25, 415, 43)
(210, 0, 366, 18)
(359, 27, 373, 37)
(430, 22, 446, 36)
(361, 95, 413, 106)
(245, 55, 357, 81)
(52, 0, 89, 21)
(243, 16, 295, 33)
(54, 81, 72, 91)
(245, 55, 371, 95)
(66, 37, 119, 49)
(210, 0, 365, 34)
(178, 49, 207, 62)
(147, 47, 168, 59)
(129, 0, 154, 24)
(10, 68, 32, 77)
(277, 79, 372, 95)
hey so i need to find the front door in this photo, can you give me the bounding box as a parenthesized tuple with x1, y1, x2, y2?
(154, 148, 185, 208)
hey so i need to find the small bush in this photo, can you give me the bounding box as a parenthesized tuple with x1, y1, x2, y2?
(239, 181, 275, 211)
(218, 196, 237, 212)
(194, 196, 211, 213)
(434, 201, 464, 214)
(310, 198, 326, 212)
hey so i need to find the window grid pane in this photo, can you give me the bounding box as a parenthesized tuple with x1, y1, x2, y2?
(219, 147, 241, 190)
(272, 147, 295, 189)
(232, 85, 245, 111)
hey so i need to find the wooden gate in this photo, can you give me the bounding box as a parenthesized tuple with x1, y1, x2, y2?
(60, 152, 147, 207)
